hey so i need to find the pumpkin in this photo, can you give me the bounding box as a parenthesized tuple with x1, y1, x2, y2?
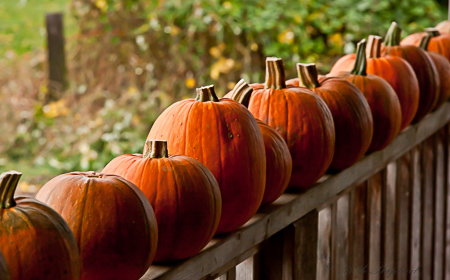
(102, 140, 222, 262)
(244, 57, 335, 189)
(333, 39, 402, 152)
(225, 79, 293, 204)
(36, 172, 158, 280)
(417, 34, 450, 107)
(287, 63, 373, 170)
(381, 21, 440, 122)
(436, 20, 450, 34)
(0, 250, 10, 280)
(401, 28, 450, 62)
(147, 85, 266, 234)
(330, 35, 419, 130)
(0, 171, 80, 280)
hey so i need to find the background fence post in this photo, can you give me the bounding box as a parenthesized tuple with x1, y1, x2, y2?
(46, 12, 67, 100)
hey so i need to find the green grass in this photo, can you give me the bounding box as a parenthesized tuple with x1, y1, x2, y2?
(0, 0, 75, 57)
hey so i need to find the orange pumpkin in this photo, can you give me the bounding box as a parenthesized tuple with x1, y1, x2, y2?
(401, 28, 450, 62)
(0, 251, 10, 280)
(331, 35, 419, 130)
(333, 39, 402, 152)
(436, 20, 450, 34)
(0, 171, 80, 280)
(382, 22, 440, 122)
(245, 58, 335, 189)
(36, 172, 158, 280)
(147, 85, 266, 233)
(225, 80, 293, 204)
(287, 63, 373, 170)
(102, 140, 222, 262)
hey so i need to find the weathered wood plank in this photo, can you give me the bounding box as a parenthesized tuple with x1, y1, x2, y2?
(332, 194, 350, 280)
(236, 257, 252, 280)
(409, 146, 422, 280)
(421, 137, 435, 280)
(143, 103, 450, 280)
(293, 209, 318, 279)
(349, 184, 367, 280)
(382, 162, 397, 280)
(434, 132, 445, 280)
(367, 171, 383, 280)
(444, 124, 450, 280)
(317, 206, 332, 280)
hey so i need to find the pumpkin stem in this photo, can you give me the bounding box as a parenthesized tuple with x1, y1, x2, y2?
(229, 79, 253, 108)
(85, 171, 102, 178)
(351, 39, 368, 76)
(265, 57, 286, 89)
(0, 171, 22, 209)
(366, 35, 383, 58)
(424, 28, 440, 37)
(384, 21, 402, 46)
(195, 85, 219, 102)
(419, 34, 432, 51)
(143, 140, 168, 159)
(296, 63, 320, 89)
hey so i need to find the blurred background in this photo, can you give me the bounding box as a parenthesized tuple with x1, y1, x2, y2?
(0, 0, 448, 192)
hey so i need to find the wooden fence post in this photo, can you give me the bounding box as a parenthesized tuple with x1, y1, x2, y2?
(46, 12, 67, 99)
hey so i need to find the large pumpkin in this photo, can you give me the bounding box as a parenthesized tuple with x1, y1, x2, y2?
(36, 172, 158, 280)
(417, 34, 450, 107)
(102, 140, 222, 262)
(382, 21, 440, 122)
(333, 39, 402, 152)
(331, 35, 419, 130)
(436, 20, 450, 34)
(0, 171, 80, 280)
(401, 28, 450, 62)
(287, 63, 373, 170)
(147, 85, 266, 233)
(0, 251, 10, 280)
(224, 80, 293, 204)
(245, 57, 335, 189)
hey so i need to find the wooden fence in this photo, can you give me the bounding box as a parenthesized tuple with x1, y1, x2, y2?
(141, 101, 450, 280)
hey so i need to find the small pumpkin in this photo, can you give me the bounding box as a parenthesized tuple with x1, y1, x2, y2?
(0, 171, 80, 280)
(287, 63, 373, 170)
(382, 21, 440, 122)
(0, 250, 11, 280)
(333, 39, 402, 152)
(36, 172, 158, 280)
(331, 35, 419, 130)
(225, 80, 293, 204)
(401, 28, 450, 62)
(436, 20, 450, 34)
(245, 57, 335, 189)
(417, 34, 450, 107)
(102, 140, 222, 262)
(147, 85, 266, 234)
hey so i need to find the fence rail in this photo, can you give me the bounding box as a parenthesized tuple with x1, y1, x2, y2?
(142, 101, 450, 280)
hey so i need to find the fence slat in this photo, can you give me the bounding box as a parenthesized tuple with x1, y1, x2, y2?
(332, 194, 350, 280)
(367, 171, 383, 280)
(349, 183, 367, 280)
(434, 132, 445, 280)
(293, 209, 319, 279)
(410, 146, 422, 280)
(382, 162, 397, 279)
(236, 257, 253, 280)
(318, 207, 332, 280)
(444, 124, 450, 280)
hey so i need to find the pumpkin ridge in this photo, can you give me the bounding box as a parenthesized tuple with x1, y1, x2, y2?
(165, 158, 183, 255)
(77, 177, 91, 258)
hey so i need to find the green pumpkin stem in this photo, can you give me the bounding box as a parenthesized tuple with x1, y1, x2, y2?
(384, 21, 402, 46)
(424, 28, 440, 37)
(419, 34, 432, 51)
(195, 85, 219, 102)
(0, 171, 22, 209)
(143, 140, 168, 159)
(265, 57, 286, 89)
(351, 39, 368, 76)
(229, 79, 253, 108)
(296, 63, 320, 89)
(366, 35, 383, 59)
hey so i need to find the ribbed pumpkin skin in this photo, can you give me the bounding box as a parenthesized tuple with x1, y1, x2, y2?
(0, 197, 80, 280)
(426, 51, 450, 107)
(0, 251, 10, 280)
(335, 73, 402, 152)
(436, 21, 450, 34)
(286, 77, 373, 170)
(331, 55, 419, 130)
(401, 32, 450, 62)
(36, 172, 158, 280)
(247, 84, 335, 189)
(330, 53, 356, 74)
(382, 45, 440, 122)
(147, 98, 266, 233)
(256, 119, 292, 204)
(102, 154, 222, 262)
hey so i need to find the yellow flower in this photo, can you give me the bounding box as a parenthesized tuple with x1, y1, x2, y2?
(185, 78, 196, 88)
(43, 99, 70, 118)
(278, 30, 295, 45)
